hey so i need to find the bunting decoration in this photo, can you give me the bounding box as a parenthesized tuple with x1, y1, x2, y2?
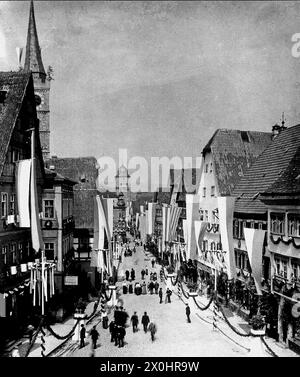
(244, 228, 266, 295)
(217, 196, 236, 279)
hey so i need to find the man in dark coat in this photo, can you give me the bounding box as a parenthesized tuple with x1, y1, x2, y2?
(118, 326, 126, 347)
(186, 304, 191, 323)
(154, 281, 159, 294)
(120, 308, 129, 327)
(141, 269, 146, 280)
(80, 324, 86, 348)
(158, 288, 163, 304)
(141, 312, 150, 333)
(166, 288, 172, 303)
(125, 270, 130, 281)
(130, 312, 139, 333)
(109, 320, 116, 343)
(151, 259, 155, 268)
(90, 325, 99, 349)
(131, 268, 135, 281)
(114, 307, 122, 326)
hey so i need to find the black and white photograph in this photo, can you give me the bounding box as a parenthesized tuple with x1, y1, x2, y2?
(0, 0, 300, 364)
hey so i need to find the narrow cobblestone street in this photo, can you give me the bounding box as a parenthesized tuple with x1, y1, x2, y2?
(70, 242, 248, 357)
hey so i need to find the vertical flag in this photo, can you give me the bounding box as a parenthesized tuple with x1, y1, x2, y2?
(244, 228, 266, 295)
(186, 194, 199, 261)
(16, 159, 31, 227)
(217, 196, 236, 279)
(30, 129, 43, 253)
(162, 205, 168, 252)
(194, 220, 208, 256)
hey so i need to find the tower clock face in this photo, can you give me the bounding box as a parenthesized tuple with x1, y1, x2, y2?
(34, 93, 44, 108)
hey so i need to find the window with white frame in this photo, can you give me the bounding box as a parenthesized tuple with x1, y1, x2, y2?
(211, 186, 215, 197)
(274, 256, 288, 278)
(203, 187, 206, 197)
(43, 200, 54, 219)
(10, 194, 15, 215)
(270, 213, 285, 235)
(205, 164, 208, 173)
(11, 243, 16, 264)
(205, 210, 209, 222)
(45, 243, 55, 260)
(1, 193, 8, 218)
(1, 245, 7, 265)
(288, 214, 300, 237)
(291, 260, 300, 280)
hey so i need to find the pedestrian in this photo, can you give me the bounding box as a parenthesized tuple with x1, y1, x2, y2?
(93, 300, 98, 314)
(186, 304, 191, 323)
(165, 288, 172, 303)
(131, 312, 139, 333)
(11, 347, 20, 357)
(122, 282, 128, 294)
(120, 307, 129, 327)
(114, 326, 120, 346)
(142, 281, 147, 295)
(145, 267, 148, 275)
(141, 312, 150, 333)
(118, 326, 126, 348)
(90, 325, 99, 349)
(141, 269, 146, 280)
(151, 259, 155, 268)
(109, 320, 116, 343)
(131, 268, 135, 281)
(125, 270, 130, 281)
(27, 324, 34, 343)
(148, 322, 157, 342)
(159, 288, 163, 303)
(154, 281, 159, 294)
(80, 324, 86, 348)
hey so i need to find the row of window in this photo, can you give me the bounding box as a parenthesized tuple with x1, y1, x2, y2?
(201, 240, 222, 252)
(270, 213, 300, 237)
(1, 242, 30, 265)
(44, 198, 73, 219)
(202, 186, 215, 198)
(1, 193, 15, 218)
(199, 209, 219, 223)
(204, 163, 213, 174)
(233, 219, 266, 239)
(274, 257, 300, 280)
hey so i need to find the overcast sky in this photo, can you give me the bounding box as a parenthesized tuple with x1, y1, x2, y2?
(1, 1, 300, 172)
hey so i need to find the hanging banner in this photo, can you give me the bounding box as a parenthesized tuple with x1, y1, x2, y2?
(147, 203, 156, 235)
(217, 196, 236, 279)
(30, 156, 43, 253)
(186, 194, 199, 261)
(135, 213, 139, 229)
(162, 205, 169, 251)
(145, 210, 149, 235)
(169, 206, 182, 242)
(16, 159, 31, 228)
(140, 205, 144, 215)
(182, 219, 188, 247)
(244, 228, 266, 295)
(103, 198, 114, 239)
(166, 206, 171, 243)
(194, 220, 208, 255)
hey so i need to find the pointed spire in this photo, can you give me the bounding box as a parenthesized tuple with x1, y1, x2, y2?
(24, 0, 45, 75)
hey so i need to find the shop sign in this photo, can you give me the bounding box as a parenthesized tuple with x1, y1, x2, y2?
(64, 275, 78, 286)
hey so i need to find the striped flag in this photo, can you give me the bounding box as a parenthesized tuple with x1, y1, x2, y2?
(169, 206, 182, 242)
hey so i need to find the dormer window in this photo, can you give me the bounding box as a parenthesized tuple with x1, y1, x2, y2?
(0, 90, 8, 104)
(241, 131, 250, 143)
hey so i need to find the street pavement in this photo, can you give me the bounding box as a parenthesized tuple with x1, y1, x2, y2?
(70, 242, 250, 357)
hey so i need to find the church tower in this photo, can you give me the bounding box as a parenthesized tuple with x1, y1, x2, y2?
(24, 0, 51, 161)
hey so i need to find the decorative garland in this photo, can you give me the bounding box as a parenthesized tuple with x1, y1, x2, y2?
(46, 318, 81, 340)
(179, 281, 190, 299)
(270, 234, 300, 249)
(261, 337, 279, 358)
(25, 317, 44, 357)
(192, 294, 214, 311)
(170, 275, 178, 286)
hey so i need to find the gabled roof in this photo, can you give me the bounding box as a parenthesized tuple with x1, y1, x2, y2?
(203, 129, 273, 196)
(233, 125, 300, 213)
(262, 145, 300, 196)
(44, 168, 78, 186)
(170, 168, 201, 202)
(24, 0, 45, 75)
(0, 71, 32, 176)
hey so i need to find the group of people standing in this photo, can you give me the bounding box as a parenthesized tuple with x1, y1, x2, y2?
(108, 306, 129, 348)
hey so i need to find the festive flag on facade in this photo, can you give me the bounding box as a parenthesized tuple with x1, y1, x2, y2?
(136, 213, 139, 229)
(169, 206, 182, 242)
(162, 205, 169, 251)
(217, 196, 236, 279)
(147, 202, 156, 235)
(30, 154, 43, 253)
(194, 220, 208, 255)
(16, 159, 31, 227)
(186, 194, 199, 260)
(244, 228, 266, 295)
(166, 206, 171, 242)
(182, 219, 188, 247)
(103, 198, 114, 239)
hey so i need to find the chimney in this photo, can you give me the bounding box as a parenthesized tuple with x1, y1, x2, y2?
(272, 124, 281, 139)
